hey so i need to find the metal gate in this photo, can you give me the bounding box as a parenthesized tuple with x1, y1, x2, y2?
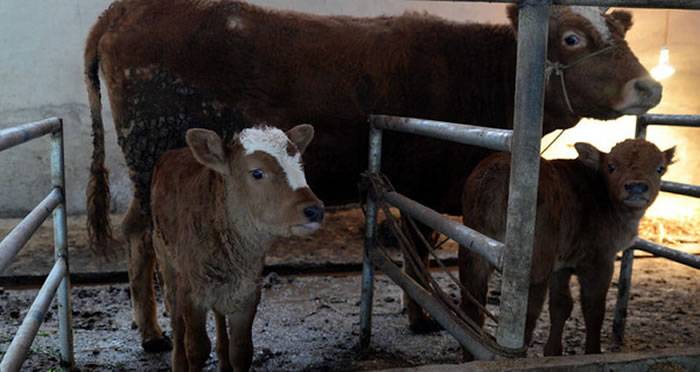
(359, 0, 700, 361)
(0, 118, 74, 371)
(612, 113, 700, 346)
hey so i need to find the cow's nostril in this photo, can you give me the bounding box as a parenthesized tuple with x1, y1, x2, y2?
(634, 79, 661, 99)
(303, 205, 324, 223)
(624, 182, 649, 194)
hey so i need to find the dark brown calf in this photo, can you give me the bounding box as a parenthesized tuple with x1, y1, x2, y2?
(152, 124, 323, 371)
(85, 0, 661, 346)
(459, 139, 675, 359)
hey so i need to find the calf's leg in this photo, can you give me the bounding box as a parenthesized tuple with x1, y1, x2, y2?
(184, 302, 211, 372)
(578, 259, 615, 354)
(457, 246, 492, 361)
(171, 290, 188, 372)
(123, 197, 171, 352)
(544, 269, 574, 356)
(228, 291, 261, 372)
(402, 218, 441, 333)
(215, 312, 233, 372)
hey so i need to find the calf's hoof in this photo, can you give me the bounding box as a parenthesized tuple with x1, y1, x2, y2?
(142, 333, 173, 353)
(408, 318, 443, 334)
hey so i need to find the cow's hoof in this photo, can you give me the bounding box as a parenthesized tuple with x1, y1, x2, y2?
(408, 318, 443, 334)
(142, 334, 173, 353)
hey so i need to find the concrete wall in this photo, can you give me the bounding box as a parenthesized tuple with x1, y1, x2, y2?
(0, 1, 698, 217)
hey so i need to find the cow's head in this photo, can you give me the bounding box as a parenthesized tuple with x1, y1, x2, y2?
(508, 6, 662, 120)
(575, 139, 675, 209)
(186, 125, 324, 237)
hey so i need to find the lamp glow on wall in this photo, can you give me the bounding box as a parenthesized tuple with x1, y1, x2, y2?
(651, 11, 675, 81)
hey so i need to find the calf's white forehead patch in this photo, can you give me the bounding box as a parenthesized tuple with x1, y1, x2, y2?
(239, 126, 308, 190)
(569, 6, 612, 43)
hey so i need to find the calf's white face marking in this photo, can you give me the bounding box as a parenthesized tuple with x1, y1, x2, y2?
(239, 127, 308, 190)
(569, 6, 611, 43)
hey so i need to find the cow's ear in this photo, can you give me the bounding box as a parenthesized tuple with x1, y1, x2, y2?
(286, 124, 314, 155)
(574, 142, 603, 170)
(610, 10, 633, 35)
(663, 146, 676, 165)
(186, 128, 229, 174)
(506, 5, 518, 31)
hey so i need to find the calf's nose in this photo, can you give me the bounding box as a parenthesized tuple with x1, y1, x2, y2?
(633, 78, 662, 103)
(624, 181, 649, 194)
(303, 205, 325, 223)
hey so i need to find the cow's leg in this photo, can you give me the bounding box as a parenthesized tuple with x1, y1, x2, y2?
(215, 312, 233, 372)
(402, 218, 441, 333)
(458, 246, 492, 361)
(184, 303, 211, 372)
(544, 269, 574, 356)
(578, 259, 615, 354)
(227, 291, 260, 372)
(122, 197, 172, 352)
(524, 281, 548, 347)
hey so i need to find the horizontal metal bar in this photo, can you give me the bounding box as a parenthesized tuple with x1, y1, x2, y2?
(0, 118, 61, 153)
(370, 248, 497, 360)
(661, 181, 700, 198)
(0, 258, 67, 372)
(370, 115, 512, 152)
(382, 191, 504, 268)
(0, 189, 62, 273)
(639, 114, 700, 127)
(633, 238, 700, 269)
(418, 0, 700, 10)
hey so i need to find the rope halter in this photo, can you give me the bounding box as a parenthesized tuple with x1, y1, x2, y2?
(545, 44, 618, 115)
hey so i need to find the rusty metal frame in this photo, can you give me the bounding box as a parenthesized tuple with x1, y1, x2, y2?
(0, 118, 74, 371)
(612, 114, 700, 346)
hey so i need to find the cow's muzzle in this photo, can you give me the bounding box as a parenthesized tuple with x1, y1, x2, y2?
(614, 77, 663, 115)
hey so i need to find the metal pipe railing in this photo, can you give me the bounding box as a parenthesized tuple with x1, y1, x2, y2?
(633, 238, 700, 269)
(382, 191, 504, 268)
(0, 259, 67, 371)
(0, 118, 73, 371)
(419, 0, 700, 10)
(370, 248, 497, 360)
(495, 0, 549, 350)
(370, 115, 512, 152)
(0, 188, 62, 273)
(640, 114, 700, 127)
(0, 118, 61, 152)
(661, 181, 700, 198)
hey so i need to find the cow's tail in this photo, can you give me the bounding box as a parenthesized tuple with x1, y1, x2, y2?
(85, 7, 118, 255)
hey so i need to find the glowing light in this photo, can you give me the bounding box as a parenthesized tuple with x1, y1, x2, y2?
(651, 47, 675, 81)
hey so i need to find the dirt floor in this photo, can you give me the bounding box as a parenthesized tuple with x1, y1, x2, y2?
(0, 210, 699, 371)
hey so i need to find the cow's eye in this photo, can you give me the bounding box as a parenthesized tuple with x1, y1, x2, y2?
(562, 32, 584, 47)
(656, 165, 666, 174)
(608, 164, 616, 173)
(250, 169, 265, 180)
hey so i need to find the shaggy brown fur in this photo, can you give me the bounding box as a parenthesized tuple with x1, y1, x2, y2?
(152, 125, 322, 371)
(84, 0, 661, 345)
(459, 139, 675, 359)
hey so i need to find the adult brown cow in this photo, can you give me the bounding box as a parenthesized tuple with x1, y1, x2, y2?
(85, 0, 660, 350)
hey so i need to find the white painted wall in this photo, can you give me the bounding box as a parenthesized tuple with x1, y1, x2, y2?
(0, 1, 698, 217)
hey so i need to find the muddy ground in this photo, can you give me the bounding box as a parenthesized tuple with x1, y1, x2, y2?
(0, 211, 698, 371)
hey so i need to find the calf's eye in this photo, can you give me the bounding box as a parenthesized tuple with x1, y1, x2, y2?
(608, 164, 616, 173)
(250, 169, 265, 180)
(656, 165, 666, 174)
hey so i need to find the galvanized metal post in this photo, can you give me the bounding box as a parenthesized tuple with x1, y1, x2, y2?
(612, 116, 646, 346)
(496, 0, 550, 349)
(51, 119, 74, 369)
(359, 125, 383, 350)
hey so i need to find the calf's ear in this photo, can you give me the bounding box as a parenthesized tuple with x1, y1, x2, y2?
(663, 146, 676, 165)
(574, 142, 603, 170)
(286, 124, 315, 154)
(186, 128, 229, 174)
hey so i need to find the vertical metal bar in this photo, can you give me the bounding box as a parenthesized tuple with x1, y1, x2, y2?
(496, 0, 550, 349)
(613, 115, 646, 346)
(359, 126, 383, 350)
(51, 120, 74, 369)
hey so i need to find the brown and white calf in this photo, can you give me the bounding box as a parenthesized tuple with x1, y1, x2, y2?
(459, 139, 675, 359)
(151, 124, 323, 371)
